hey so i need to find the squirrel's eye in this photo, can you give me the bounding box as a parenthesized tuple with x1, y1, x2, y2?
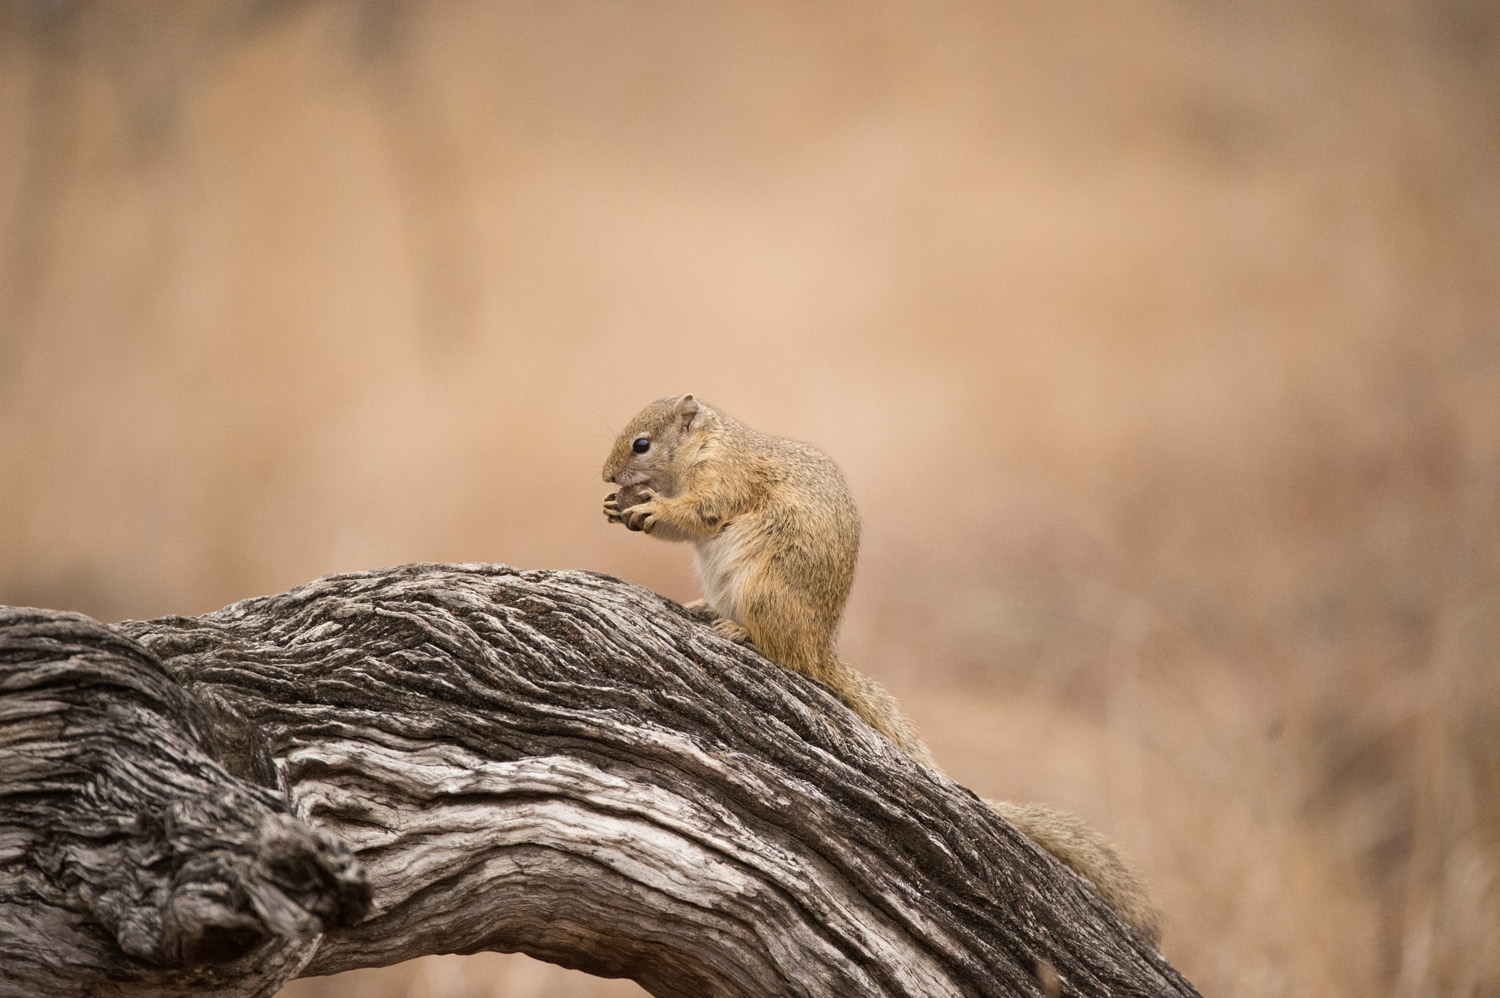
(632, 437, 650, 454)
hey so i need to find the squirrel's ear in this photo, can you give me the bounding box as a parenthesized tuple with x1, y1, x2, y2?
(673, 394, 702, 433)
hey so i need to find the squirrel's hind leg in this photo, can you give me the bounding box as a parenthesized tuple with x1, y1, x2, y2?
(683, 598, 758, 648)
(711, 617, 756, 647)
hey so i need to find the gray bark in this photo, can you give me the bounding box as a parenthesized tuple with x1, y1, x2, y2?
(0, 563, 1200, 998)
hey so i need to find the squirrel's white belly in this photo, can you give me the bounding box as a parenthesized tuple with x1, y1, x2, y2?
(694, 525, 754, 624)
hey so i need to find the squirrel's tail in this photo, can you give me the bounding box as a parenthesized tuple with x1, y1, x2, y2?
(817, 656, 1161, 944)
(825, 659, 940, 770)
(987, 799, 1162, 945)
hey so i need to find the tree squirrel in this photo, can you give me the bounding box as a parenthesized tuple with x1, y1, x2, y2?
(602, 394, 1161, 944)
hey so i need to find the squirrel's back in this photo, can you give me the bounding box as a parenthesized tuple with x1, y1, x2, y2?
(689, 413, 859, 677)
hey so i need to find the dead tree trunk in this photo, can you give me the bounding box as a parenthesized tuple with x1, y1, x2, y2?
(0, 563, 1200, 998)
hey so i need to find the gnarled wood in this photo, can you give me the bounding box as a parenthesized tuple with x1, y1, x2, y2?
(1, 564, 1200, 997)
(0, 610, 369, 997)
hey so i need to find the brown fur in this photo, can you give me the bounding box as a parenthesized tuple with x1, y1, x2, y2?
(990, 801, 1162, 943)
(603, 394, 1159, 943)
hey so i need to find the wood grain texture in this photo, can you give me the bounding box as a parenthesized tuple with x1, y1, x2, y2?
(1, 564, 1200, 998)
(0, 609, 369, 997)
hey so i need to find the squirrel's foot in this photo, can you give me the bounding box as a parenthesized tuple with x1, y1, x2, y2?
(683, 599, 719, 622)
(711, 617, 756, 649)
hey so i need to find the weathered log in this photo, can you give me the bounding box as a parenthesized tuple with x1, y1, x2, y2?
(0, 564, 1200, 997)
(0, 610, 369, 996)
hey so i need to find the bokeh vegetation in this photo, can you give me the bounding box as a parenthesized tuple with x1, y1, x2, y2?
(3, 3, 1496, 995)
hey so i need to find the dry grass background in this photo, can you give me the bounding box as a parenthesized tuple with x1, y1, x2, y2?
(3, 2, 1498, 996)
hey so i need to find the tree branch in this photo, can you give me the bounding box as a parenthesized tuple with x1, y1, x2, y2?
(1, 564, 1199, 998)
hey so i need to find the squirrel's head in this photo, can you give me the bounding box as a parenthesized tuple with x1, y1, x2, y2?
(602, 394, 709, 493)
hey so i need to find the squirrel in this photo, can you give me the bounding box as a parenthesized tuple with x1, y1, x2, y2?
(602, 393, 1161, 944)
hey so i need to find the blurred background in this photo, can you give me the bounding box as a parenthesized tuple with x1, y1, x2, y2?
(3, 2, 1498, 996)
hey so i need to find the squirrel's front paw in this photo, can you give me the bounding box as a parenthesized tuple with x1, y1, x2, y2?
(603, 492, 624, 523)
(621, 490, 659, 534)
(605, 485, 653, 526)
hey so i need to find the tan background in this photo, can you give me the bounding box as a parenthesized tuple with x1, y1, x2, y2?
(3, 3, 1498, 996)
